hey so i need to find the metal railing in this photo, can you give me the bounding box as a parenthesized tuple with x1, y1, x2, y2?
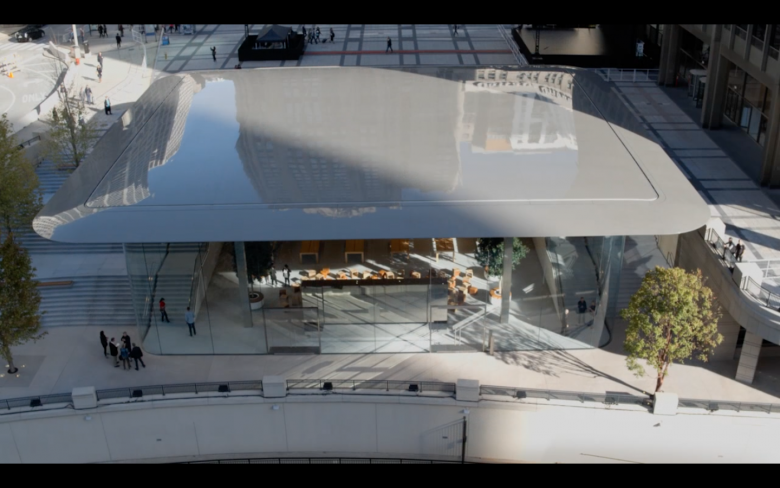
(4, 378, 780, 417)
(705, 228, 736, 269)
(480, 385, 649, 407)
(748, 258, 780, 280)
(287, 379, 456, 394)
(497, 24, 528, 66)
(597, 68, 659, 83)
(184, 457, 463, 464)
(17, 134, 42, 150)
(744, 277, 780, 310)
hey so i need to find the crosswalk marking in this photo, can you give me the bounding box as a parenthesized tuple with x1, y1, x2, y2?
(0, 42, 47, 52)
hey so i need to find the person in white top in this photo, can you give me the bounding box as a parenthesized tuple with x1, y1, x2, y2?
(185, 307, 196, 337)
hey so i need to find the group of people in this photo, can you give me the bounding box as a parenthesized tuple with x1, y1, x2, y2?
(250, 263, 292, 287)
(724, 237, 746, 262)
(573, 297, 597, 327)
(99, 331, 146, 370)
(302, 26, 335, 44)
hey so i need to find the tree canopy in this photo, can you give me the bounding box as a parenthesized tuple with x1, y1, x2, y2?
(622, 266, 723, 393)
(475, 238, 529, 278)
(0, 115, 43, 239)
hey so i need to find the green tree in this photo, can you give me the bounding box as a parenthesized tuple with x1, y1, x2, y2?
(475, 238, 529, 280)
(0, 114, 43, 240)
(0, 232, 46, 374)
(622, 267, 723, 393)
(42, 84, 98, 169)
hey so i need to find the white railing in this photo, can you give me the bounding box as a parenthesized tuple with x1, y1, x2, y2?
(497, 24, 528, 66)
(596, 68, 659, 83)
(749, 258, 780, 281)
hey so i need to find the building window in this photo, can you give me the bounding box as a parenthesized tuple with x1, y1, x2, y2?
(752, 24, 766, 49)
(735, 24, 748, 39)
(769, 25, 780, 59)
(722, 62, 771, 147)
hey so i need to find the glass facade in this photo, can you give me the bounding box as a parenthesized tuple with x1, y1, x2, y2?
(125, 236, 624, 355)
(723, 63, 772, 147)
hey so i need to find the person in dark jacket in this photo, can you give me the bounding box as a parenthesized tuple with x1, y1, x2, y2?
(100, 331, 108, 357)
(130, 343, 146, 370)
(109, 338, 119, 367)
(119, 345, 131, 370)
(577, 297, 587, 324)
(121, 332, 132, 351)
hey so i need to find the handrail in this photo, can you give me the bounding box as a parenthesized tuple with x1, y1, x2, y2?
(3, 378, 780, 416)
(17, 134, 42, 150)
(144, 243, 171, 339)
(597, 68, 659, 83)
(744, 276, 780, 310)
(497, 24, 527, 66)
(705, 228, 736, 269)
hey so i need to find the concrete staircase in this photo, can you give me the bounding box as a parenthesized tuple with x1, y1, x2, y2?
(38, 275, 136, 327)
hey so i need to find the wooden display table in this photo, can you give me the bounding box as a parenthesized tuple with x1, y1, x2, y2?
(410, 271, 422, 279)
(434, 238, 455, 262)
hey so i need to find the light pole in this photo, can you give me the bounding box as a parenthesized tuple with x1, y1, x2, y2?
(71, 24, 80, 58)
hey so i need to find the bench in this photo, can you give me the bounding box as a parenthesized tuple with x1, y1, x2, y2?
(300, 241, 320, 264)
(345, 240, 365, 263)
(37, 280, 74, 287)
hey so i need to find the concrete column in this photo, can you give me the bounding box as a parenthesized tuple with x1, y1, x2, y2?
(500, 237, 513, 324)
(702, 25, 728, 129)
(763, 84, 780, 187)
(658, 24, 681, 86)
(233, 242, 254, 328)
(711, 309, 741, 361)
(735, 330, 763, 384)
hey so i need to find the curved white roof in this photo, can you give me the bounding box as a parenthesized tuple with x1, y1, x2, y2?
(34, 66, 709, 243)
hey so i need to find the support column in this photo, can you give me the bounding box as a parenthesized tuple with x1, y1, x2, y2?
(500, 237, 513, 324)
(233, 242, 254, 328)
(710, 308, 741, 361)
(735, 330, 763, 384)
(763, 84, 780, 187)
(658, 24, 681, 86)
(701, 25, 728, 129)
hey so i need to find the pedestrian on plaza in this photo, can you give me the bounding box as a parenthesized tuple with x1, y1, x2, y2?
(104, 97, 112, 115)
(109, 338, 119, 367)
(270, 264, 278, 286)
(315, 26, 321, 43)
(85, 86, 93, 104)
(724, 237, 734, 254)
(736, 240, 746, 262)
(100, 331, 108, 357)
(116, 33, 122, 49)
(119, 24, 124, 37)
(119, 344, 131, 370)
(121, 331, 131, 352)
(329, 27, 335, 43)
(386, 37, 393, 53)
(302, 25, 307, 39)
(282, 264, 291, 286)
(97, 52, 103, 68)
(79, 27, 85, 43)
(175, 24, 180, 33)
(453, 24, 458, 36)
(98, 25, 104, 38)
(589, 300, 597, 326)
(96, 65, 103, 83)
(159, 297, 170, 323)
(185, 307, 196, 337)
(211, 46, 216, 61)
(130, 343, 146, 370)
(577, 297, 587, 324)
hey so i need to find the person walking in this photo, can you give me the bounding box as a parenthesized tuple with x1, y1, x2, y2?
(85, 86, 93, 104)
(302, 25, 307, 40)
(386, 37, 393, 53)
(453, 24, 459, 36)
(315, 26, 321, 44)
(130, 343, 146, 370)
(96, 65, 103, 83)
(577, 297, 587, 324)
(282, 264, 291, 286)
(121, 332, 131, 352)
(116, 32, 121, 49)
(588, 300, 597, 326)
(119, 24, 124, 37)
(98, 24, 104, 38)
(79, 86, 86, 105)
(119, 344, 131, 370)
(159, 297, 170, 323)
(79, 27, 85, 43)
(97, 52, 103, 68)
(270, 264, 278, 286)
(329, 27, 335, 43)
(100, 331, 108, 357)
(735, 240, 746, 262)
(185, 307, 196, 337)
(104, 97, 112, 115)
(109, 338, 119, 367)
(211, 46, 217, 61)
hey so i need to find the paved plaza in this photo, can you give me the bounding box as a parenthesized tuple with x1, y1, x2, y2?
(154, 24, 521, 72)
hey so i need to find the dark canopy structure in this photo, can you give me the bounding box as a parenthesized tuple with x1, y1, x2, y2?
(255, 24, 292, 43)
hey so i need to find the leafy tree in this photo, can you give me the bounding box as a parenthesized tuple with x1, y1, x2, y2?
(622, 267, 723, 393)
(0, 114, 43, 240)
(475, 238, 529, 280)
(43, 100, 98, 169)
(0, 232, 46, 374)
(245, 242, 275, 291)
